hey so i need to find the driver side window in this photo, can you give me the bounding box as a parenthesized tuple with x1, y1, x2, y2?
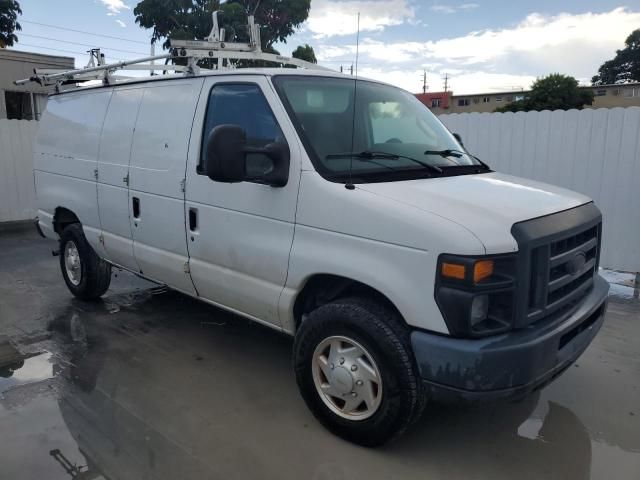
(200, 83, 285, 179)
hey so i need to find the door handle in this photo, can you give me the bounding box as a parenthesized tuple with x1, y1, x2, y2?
(189, 208, 198, 232)
(132, 197, 140, 219)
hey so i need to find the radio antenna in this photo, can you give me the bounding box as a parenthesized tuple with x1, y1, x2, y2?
(346, 12, 360, 190)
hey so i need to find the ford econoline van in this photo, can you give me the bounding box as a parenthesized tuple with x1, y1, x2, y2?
(33, 69, 608, 446)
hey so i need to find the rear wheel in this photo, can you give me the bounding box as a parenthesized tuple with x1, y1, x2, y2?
(293, 297, 425, 446)
(59, 224, 111, 300)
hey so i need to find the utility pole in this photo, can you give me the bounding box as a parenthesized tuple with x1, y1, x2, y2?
(350, 64, 354, 76)
(443, 73, 449, 93)
(421, 70, 427, 94)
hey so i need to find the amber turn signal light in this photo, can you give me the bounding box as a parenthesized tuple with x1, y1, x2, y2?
(473, 260, 494, 283)
(441, 262, 466, 280)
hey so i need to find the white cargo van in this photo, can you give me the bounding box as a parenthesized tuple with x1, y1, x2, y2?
(33, 69, 608, 446)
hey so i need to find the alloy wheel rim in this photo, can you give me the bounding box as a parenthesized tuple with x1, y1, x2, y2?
(64, 240, 82, 286)
(312, 335, 383, 421)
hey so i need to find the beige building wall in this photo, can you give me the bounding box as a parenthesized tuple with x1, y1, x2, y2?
(0, 49, 74, 119)
(439, 83, 640, 114)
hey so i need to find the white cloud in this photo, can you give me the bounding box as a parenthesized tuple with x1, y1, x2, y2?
(421, 7, 640, 65)
(115, 19, 126, 28)
(314, 7, 640, 94)
(100, 0, 130, 14)
(306, 0, 414, 38)
(430, 3, 479, 14)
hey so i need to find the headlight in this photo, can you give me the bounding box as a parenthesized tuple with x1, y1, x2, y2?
(435, 254, 517, 338)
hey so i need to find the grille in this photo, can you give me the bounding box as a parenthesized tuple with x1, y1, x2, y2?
(511, 203, 602, 328)
(527, 222, 600, 323)
(546, 225, 598, 307)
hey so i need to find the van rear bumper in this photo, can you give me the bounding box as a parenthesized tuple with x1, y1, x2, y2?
(411, 275, 609, 402)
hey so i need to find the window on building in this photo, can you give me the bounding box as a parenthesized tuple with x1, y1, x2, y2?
(595, 89, 607, 97)
(482, 96, 490, 103)
(623, 88, 639, 97)
(457, 98, 470, 107)
(4, 91, 36, 120)
(431, 98, 441, 108)
(495, 96, 503, 102)
(514, 95, 525, 101)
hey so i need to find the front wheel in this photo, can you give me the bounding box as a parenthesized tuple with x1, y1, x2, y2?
(293, 297, 425, 446)
(59, 224, 111, 300)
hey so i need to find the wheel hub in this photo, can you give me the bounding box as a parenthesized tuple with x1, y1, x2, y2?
(330, 366, 354, 395)
(64, 241, 82, 286)
(312, 335, 383, 421)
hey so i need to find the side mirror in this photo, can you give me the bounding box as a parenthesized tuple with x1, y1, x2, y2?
(203, 124, 290, 187)
(453, 132, 464, 147)
(204, 124, 247, 183)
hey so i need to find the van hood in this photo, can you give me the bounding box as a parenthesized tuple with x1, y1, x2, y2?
(357, 172, 592, 253)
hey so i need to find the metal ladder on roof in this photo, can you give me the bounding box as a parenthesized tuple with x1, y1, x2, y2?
(15, 12, 329, 92)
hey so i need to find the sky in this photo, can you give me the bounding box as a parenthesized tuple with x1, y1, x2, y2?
(10, 0, 640, 94)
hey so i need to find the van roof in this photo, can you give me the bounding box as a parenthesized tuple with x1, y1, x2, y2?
(54, 68, 397, 95)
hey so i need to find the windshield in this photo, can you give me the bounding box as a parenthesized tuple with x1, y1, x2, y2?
(273, 75, 483, 182)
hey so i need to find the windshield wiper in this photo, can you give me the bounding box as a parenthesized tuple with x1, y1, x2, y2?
(326, 151, 443, 174)
(424, 149, 464, 158)
(424, 149, 491, 170)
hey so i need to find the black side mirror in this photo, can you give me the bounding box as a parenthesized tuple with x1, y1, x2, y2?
(204, 124, 247, 183)
(453, 132, 464, 147)
(204, 124, 290, 187)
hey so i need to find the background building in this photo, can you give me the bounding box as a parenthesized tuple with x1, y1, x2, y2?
(0, 49, 74, 120)
(419, 83, 640, 114)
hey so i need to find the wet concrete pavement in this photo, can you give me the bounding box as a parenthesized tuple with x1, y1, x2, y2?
(0, 228, 639, 480)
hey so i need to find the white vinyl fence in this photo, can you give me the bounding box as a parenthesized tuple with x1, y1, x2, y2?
(440, 107, 640, 272)
(1, 110, 639, 272)
(0, 119, 38, 223)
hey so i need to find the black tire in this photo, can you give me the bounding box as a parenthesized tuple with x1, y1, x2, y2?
(59, 223, 111, 300)
(293, 297, 425, 446)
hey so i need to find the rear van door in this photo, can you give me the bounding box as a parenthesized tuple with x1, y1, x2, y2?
(128, 78, 204, 294)
(97, 85, 144, 271)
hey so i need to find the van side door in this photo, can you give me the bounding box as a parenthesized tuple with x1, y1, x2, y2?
(97, 86, 144, 272)
(184, 76, 301, 327)
(128, 78, 204, 295)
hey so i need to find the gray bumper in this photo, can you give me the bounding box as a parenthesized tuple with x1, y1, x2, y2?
(411, 275, 609, 401)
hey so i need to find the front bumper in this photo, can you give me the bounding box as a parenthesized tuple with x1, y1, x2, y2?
(411, 275, 609, 402)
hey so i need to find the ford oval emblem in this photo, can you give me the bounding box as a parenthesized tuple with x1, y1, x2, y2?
(566, 252, 587, 275)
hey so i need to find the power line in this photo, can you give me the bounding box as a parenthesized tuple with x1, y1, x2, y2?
(21, 20, 148, 45)
(20, 33, 149, 56)
(15, 43, 127, 62)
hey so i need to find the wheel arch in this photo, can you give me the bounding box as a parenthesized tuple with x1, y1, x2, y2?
(292, 274, 406, 332)
(53, 207, 81, 234)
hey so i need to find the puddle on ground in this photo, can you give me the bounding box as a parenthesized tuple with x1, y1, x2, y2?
(0, 352, 54, 394)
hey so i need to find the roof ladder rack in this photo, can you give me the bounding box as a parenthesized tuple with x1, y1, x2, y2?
(14, 13, 329, 91)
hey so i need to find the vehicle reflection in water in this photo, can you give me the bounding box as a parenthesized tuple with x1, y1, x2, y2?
(40, 287, 635, 480)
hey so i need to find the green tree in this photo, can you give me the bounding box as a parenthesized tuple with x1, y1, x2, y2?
(134, 0, 310, 51)
(0, 0, 21, 48)
(592, 29, 640, 85)
(292, 43, 316, 63)
(495, 74, 594, 112)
